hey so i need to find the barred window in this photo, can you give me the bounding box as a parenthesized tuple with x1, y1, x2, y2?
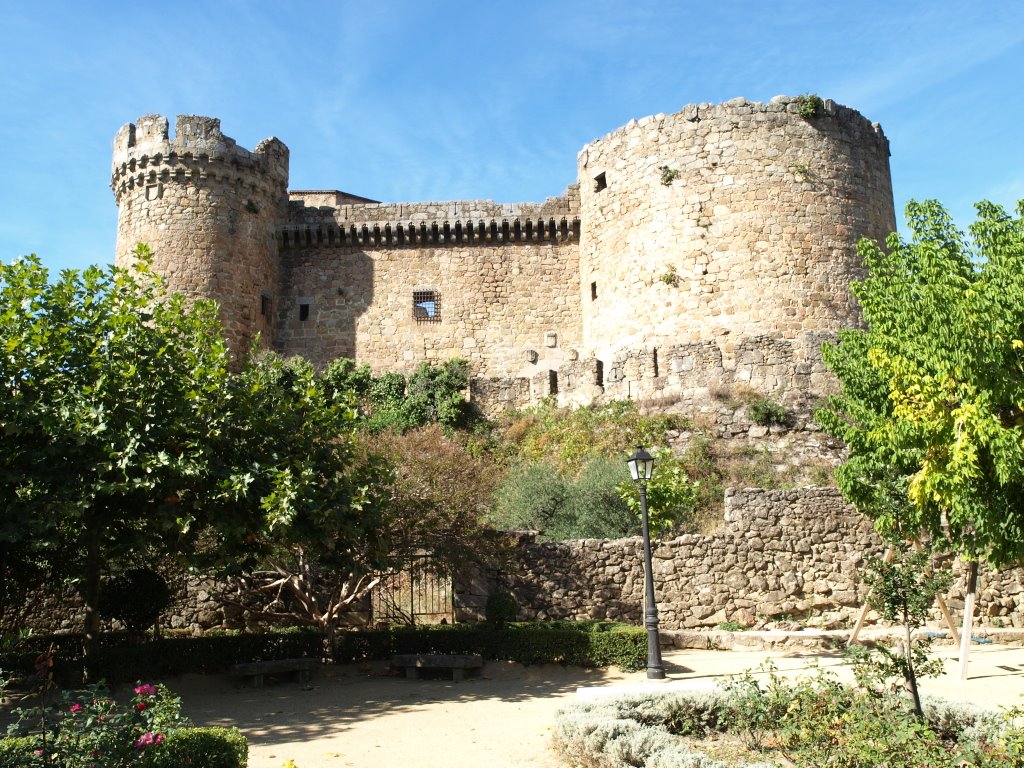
(412, 289, 441, 322)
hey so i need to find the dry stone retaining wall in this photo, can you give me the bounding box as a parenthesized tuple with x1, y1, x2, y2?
(469, 488, 1024, 630)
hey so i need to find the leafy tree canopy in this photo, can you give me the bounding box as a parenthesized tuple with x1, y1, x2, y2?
(0, 250, 232, 648)
(0, 251, 380, 653)
(817, 199, 1024, 566)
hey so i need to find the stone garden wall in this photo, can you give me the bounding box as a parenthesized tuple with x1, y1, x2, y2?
(458, 487, 1024, 630)
(9, 488, 1023, 636)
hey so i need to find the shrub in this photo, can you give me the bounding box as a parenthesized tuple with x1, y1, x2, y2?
(323, 357, 372, 400)
(484, 592, 518, 626)
(333, 621, 646, 670)
(0, 629, 323, 685)
(364, 359, 472, 432)
(554, 681, 1024, 768)
(499, 399, 686, 475)
(99, 568, 173, 634)
(138, 727, 247, 768)
(1, 681, 203, 768)
(490, 457, 637, 540)
(617, 448, 697, 536)
(745, 397, 788, 427)
(797, 93, 824, 119)
(0, 728, 246, 768)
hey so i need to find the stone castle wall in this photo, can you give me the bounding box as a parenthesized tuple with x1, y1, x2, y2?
(274, 194, 582, 375)
(10, 488, 1023, 636)
(111, 115, 290, 355)
(111, 97, 896, 411)
(577, 97, 895, 358)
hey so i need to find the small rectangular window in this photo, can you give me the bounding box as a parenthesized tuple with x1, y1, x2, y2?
(260, 295, 271, 318)
(299, 303, 310, 321)
(413, 289, 441, 322)
(594, 172, 607, 192)
(591, 281, 597, 301)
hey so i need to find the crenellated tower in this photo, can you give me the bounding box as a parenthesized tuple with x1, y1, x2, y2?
(110, 115, 289, 355)
(574, 96, 896, 403)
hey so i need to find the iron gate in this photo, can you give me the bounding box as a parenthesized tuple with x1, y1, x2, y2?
(371, 554, 454, 625)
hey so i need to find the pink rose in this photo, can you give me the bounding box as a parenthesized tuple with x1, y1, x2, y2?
(133, 683, 158, 696)
(70, 703, 83, 713)
(134, 731, 164, 750)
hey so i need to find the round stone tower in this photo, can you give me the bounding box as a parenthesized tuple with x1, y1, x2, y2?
(577, 96, 896, 377)
(111, 115, 289, 355)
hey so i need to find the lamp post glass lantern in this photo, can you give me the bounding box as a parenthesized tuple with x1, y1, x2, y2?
(626, 445, 666, 680)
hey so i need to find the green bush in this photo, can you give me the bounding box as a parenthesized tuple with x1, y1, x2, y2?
(484, 592, 518, 626)
(797, 93, 824, 119)
(500, 399, 686, 475)
(0, 681, 242, 768)
(0, 728, 246, 768)
(0, 630, 322, 685)
(557, 679, 1024, 768)
(99, 568, 173, 634)
(490, 457, 638, 540)
(554, 670, 1024, 768)
(138, 727, 247, 768)
(333, 621, 646, 670)
(746, 397, 788, 427)
(363, 359, 473, 432)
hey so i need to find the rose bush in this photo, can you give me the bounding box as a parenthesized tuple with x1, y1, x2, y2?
(5, 681, 187, 767)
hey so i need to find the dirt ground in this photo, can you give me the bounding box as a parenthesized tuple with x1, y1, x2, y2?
(171, 659, 632, 768)
(5, 644, 1022, 768)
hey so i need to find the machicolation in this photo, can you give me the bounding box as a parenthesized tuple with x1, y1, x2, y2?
(112, 96, 896, 415)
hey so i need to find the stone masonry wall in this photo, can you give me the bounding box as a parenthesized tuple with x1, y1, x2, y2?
(465, 488, 1024, 630)
(112, 115, 290, 356)
(577, 97, 895, 360)
(9, 488, 1023, 636)
(274, 240, 581, 378)
(274, 192, 582, 378)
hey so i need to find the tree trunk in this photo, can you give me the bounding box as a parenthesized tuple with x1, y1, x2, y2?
(81, 523, 103, 683)
(903, 619, 924, 719)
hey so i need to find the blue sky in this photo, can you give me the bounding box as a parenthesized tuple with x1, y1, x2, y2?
(1, 0, 1022, 273)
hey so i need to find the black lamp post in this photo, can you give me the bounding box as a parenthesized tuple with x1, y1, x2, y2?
(626, 445, 666, 680)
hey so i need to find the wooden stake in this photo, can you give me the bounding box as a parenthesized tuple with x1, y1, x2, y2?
(911, 538, 960, 645)
(958, 560, 979, 680)
(848, 548, 893, 646)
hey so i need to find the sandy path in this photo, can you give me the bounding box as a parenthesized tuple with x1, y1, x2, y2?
(172, 660, 633, 768)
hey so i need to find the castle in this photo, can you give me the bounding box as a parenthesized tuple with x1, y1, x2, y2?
(111, 96, 895, 415)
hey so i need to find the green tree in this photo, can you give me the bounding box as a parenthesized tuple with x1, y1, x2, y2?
(198, 351, 390, 650)
(0, 254, 382, 666)
(0, 251, 232, 668)
(817, 199, 1024, 567)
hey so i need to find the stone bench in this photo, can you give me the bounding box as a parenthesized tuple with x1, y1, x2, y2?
(390, 653, 484, 682)
(230, 657, 317, 688)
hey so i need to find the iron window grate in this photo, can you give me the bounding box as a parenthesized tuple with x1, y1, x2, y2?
(412, 290, 441, 322)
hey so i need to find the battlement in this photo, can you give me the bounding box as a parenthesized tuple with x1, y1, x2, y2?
(281, 188, 581, 250)
(280, 186, 581, 249)
(578, 95, 889, 163)
(110, 114, 289, 203)
(279, 214, 581, 250)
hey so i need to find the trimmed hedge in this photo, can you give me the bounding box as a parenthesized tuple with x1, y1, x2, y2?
(0, 629, 322, 685)
(0, 728, 247, 768)
(333, 620, 647, 670)
(0, 621, 646, 682)
(139, 728, 248, 768)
